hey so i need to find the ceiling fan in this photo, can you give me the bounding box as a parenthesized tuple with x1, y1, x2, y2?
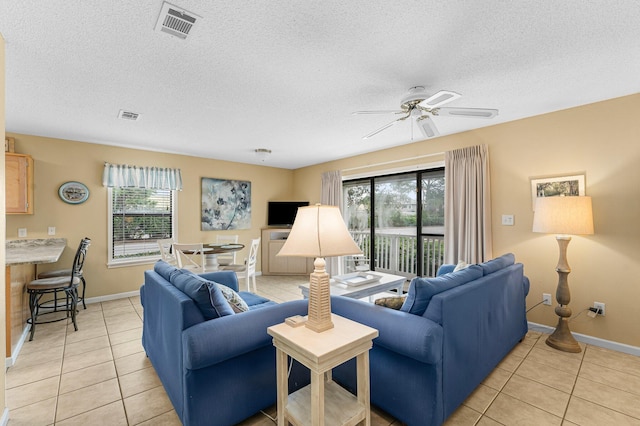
(354, 86, 498, 139)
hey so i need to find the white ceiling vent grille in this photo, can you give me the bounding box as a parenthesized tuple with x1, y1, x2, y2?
(118, 110, 141, 121)
(154, 2, 201, 39)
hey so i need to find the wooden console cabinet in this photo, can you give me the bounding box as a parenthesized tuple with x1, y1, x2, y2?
(261, 228, 313, 275)
(5, 153, 34, 214)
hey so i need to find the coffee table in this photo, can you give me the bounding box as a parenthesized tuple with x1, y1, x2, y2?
(299, 271, 407, 301)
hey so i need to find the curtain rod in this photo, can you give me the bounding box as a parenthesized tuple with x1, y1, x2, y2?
(341, 151, 444, 173)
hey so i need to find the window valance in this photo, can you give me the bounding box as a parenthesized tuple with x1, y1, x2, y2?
(102, 163, 183, 190)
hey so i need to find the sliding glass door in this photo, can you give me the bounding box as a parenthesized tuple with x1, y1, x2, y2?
(343, 168, 444, 278)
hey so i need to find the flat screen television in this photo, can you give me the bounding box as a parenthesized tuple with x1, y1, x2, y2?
(267, 201, 309, 227)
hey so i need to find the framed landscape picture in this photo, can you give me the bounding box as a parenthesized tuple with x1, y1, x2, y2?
(201, 178, 251, 230)
(530, 174, 585, 210)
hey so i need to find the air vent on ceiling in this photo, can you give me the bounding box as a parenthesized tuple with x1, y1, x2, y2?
(118, 110, 141, 121)
(154, 2, 201, 39)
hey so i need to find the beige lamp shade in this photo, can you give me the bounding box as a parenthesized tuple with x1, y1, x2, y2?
(277, 204, 362, 258)
(533, 196, 594, 235)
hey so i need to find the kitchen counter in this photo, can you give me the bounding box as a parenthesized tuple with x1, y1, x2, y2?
(6, 238, 67, 265)
(5, 238, 68, 362)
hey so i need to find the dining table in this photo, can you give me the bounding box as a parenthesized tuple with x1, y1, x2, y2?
(202, 243, 245, 270)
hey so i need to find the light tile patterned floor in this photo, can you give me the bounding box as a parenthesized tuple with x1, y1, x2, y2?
(6, 275, 640, 425)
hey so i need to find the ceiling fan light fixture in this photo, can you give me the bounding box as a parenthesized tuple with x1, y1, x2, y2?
(417, 116, 439, 138)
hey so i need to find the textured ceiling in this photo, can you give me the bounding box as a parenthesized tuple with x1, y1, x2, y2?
(1, 1, 639, 169)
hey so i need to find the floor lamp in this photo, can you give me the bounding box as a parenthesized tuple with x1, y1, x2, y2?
(277, 204, 362, 332)
(532, 196, 594, 353)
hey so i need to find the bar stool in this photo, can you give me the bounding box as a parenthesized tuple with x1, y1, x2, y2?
(37, 237, 90, 309)
(27, 237, 90, 341)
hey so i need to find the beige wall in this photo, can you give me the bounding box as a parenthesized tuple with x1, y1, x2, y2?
(5, 135, 295, 297)
(292, 94, 640, 348)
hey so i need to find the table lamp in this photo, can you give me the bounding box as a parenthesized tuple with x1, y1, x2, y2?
(277, 204, 362, 332)
(532, 195, 594, 352)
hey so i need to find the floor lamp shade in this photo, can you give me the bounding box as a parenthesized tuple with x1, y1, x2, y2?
(532, 196, 593, 352)
(533, 196, 594, 235)
(277, 204, 362, 332)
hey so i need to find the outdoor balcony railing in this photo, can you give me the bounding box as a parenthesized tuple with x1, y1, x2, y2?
(347, 230, 445, 279)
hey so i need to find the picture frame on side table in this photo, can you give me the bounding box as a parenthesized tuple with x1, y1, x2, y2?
(530, 174, 585, 210)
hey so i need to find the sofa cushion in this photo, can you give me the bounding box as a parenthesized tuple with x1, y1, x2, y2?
(401, 265, 483, 315)
(154, 260, 180, 281)
(239, 291, 273, 308)
(479, 253, 515, 276)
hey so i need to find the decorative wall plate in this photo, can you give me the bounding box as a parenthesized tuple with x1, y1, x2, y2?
(58, 181, 90, 204)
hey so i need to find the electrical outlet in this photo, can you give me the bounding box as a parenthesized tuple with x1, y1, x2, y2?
(594, 302, 605, 316)
(18, 228, 27, 238)
(48, 227, 56, 236)
(542, 293, 552, 306)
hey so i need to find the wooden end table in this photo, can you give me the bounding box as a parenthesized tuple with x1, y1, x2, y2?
(267, 314, 378, 426)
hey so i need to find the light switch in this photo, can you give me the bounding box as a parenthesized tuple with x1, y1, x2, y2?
(501, 215, 514, 226)
(18, 228, 27, 237)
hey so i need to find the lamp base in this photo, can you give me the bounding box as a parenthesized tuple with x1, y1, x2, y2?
(305, 257, 334, 333)
(545, 318, 581, 353)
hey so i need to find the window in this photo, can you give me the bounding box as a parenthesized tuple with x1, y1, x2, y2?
(108, 187, 177, 266)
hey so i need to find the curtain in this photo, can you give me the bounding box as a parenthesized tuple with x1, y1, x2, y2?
(321, 170, 343, 275)
(102, 163, 183, 190)
(444, 145, 492, 264)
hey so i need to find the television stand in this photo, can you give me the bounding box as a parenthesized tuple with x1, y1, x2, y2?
(261, 228, 314, 275)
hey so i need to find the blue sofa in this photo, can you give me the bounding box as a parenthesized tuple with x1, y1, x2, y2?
(140, 261, 309, 426)
(331, 253, 530, 426)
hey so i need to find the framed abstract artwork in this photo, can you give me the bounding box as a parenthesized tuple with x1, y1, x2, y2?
(530, 174, 585, 210)
(201, 178, 251, 230)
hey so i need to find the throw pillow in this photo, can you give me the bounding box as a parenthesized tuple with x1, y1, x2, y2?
(453, 260, 470, 272)
(374, 296, 406, 310)
(218, 284, 250, 313)
(400, 265, 483, 316)
(170, 270, 235, 319)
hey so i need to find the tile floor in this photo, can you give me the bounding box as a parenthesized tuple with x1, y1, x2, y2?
(5, 274, 640, 425)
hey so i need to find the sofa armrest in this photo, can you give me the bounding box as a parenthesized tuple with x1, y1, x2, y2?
(331, 296, 442, 365)
(197, 270, 239, 291)
(183, 299, 308, 370)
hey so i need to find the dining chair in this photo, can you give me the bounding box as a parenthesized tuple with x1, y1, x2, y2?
(157, 238, 177, 265)
(244, 238, 260, 292)
(26, 237, 91, 341)
(36, 237, 91, 309)
(215, 234, 238, 266)
(173, 243, 207, 273)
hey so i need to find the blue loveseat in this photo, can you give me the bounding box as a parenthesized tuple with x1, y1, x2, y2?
(331, 253, 530, 426)
(140, 261, 310, 426)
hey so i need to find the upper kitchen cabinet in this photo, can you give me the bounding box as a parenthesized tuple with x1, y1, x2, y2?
(6, 153, 34, 214)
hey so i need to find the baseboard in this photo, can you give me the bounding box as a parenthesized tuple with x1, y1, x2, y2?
(0, 408, 9, 426)
(528, 321, 640, 356)
(5, 325, 31, 368)
(84, 290, 140, 305)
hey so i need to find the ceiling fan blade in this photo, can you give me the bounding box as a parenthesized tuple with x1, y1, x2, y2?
(418, 90, 461, 109)
(363, 113, 411, 139)
(417, 116, 440, 138)
(352, 110, 405, 115)
(436, 107, 498, 119)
